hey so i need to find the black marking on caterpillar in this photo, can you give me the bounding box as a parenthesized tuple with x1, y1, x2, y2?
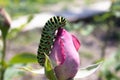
(37, 16, 66, 66)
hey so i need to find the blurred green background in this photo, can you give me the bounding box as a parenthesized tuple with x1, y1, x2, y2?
(0, 0, 120, 80)
(0, 0, 72, 18)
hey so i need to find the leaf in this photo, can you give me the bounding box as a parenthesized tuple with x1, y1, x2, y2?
(44, 53, 57, 80)
(8, 15, 33, 39)
(19, 66, 44, 74)
(8, 23, 26, 39)
(20, 54, 58, 80)
(74, 61, 103, 79)
(18, 57, 102, 80)
(9, 52, 37, 65)
(4, 64, 24, 80)
(27, 15, 34, 23)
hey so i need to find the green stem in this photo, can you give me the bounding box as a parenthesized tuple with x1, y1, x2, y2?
(0, 38, 6, 80)
(100, 27, 109, 58)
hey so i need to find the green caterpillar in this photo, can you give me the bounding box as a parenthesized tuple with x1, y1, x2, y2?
(37, 16, 66, 66)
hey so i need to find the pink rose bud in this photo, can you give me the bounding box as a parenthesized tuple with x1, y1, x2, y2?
(50, 28, 80, 80)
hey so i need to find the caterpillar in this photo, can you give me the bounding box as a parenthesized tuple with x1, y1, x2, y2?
(37, 16, 66, 66)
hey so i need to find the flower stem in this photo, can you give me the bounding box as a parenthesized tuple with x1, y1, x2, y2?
(0, 38, 6, 80)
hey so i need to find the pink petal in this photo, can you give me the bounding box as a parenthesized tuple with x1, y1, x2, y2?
(49, 28, 65, 67)
(72, 35, 81, 51)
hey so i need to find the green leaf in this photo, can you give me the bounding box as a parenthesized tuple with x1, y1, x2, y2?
(75, 61, 103, 79)
(27, 15, 34, 23)
(8, 23, 26, 39)
(9, 52, 37, 65)
(19, 66, 44, 74)
(4, 64, 24, 80)
(44, 53, 57, 80)
(8, 15, 33, 39)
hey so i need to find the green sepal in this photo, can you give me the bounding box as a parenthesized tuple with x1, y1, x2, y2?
(75, 61, 103, 79)
(0, 25, 10, 40)
(44, 53, 57, 80)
